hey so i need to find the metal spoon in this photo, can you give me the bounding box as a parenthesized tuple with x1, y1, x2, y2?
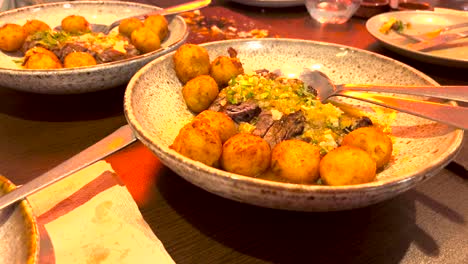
(91, 0, 211, 34)
(300, 69, 468, 130)
(391, 21, 468, 42)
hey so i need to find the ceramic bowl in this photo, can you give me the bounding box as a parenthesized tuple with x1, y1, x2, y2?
(0, 175, 39, 263)
(0, 1, 188, 94)
(124, 38, 463, 212)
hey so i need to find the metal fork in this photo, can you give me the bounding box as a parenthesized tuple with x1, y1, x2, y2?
(91, 0, 211, 34)
(391, 21, 468, 42)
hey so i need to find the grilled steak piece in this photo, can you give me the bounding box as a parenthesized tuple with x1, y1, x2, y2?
(56, 43, 93, 61)
(263, 111, 306, 148)
(208, 93, 227, 112)
(252, 110, 274, 137)
(224, 100, 261, 123)
(354, 116, 373, 129)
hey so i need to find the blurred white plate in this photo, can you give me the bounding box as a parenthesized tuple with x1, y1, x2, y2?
(231, 0, 304, 8)
(366, 11, 468, 68)
(0, 1, 188, 94)
(125, 38, 463, 212)
(0, 175, 39, 263)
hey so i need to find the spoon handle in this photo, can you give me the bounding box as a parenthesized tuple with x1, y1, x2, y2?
(0, 125, 137, 211)
(335, 91, 468, 130)
(339, 84, 468, 103)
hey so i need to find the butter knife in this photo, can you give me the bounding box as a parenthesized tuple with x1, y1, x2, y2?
(0, 125, 137, 211)
(408, 30, 468, 51)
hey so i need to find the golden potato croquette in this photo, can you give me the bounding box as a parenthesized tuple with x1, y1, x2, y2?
(23, 47, 62, 69)
(341, 127, 393, 169)
(170, 121, 222, 167)
(144, 14, 168, 41)
(131, 26, 161, 53)
(22, 19, 51, 36)
(118, 17, 144, 37)
(221, 133, 271, 177)
(173, 44, 211, 84)
(193, 110, 238, 143)
(319, 146, 376, 186)
(182, 75, 219, 113)
(61, 15, 90, 34)
(0, 23, 27, 52)
(270, 140, 321, 184)
(210, 48, 244, 87)
(64, 52, 97, 68)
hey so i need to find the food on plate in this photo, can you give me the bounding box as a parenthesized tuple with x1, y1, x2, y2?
(61, 15, 91, 34)
(270, 140, 321, 184)
(341, 126, 393, 169)
(23, 46, 62, 69)
(0, 23, 27, 52)
(319, 146, 377, 186)
(173, 43, 211, 83)
(23, 19, 51, 36)
(170, 44, 394, 186)
(210, 47, 244, 87)
(192, 110, 238, 143)
(170, 121, 222, 167)
(221, 133, 271, 177)
(182, 75, 219, 113)
(379, 17, 410, 34)
(118, 17, 144, 37)
(1, 14, 170, 69)
(63, 51, 97, 68)
(130, 26, 161, 53)
(144, 14, 169, 41)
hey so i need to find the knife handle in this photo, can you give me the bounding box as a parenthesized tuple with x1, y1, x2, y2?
(335, 91, 468, 130)
(0, 125, 137, 211)
(340, 84, 468, 103)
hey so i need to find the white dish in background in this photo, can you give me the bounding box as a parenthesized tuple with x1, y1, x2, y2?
(0, 1, 188, 94)
(366, 11, 468, 68)
(230, 0, 305, 8)
(0, 175, 39, 263)
(124, 38, 463, 212)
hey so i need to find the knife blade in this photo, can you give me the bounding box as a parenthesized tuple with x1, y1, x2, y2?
(408, 30, 468, 51)
(0, 125, 137, 211)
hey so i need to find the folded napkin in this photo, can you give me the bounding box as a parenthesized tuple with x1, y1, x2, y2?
(27, 160, 175, 264)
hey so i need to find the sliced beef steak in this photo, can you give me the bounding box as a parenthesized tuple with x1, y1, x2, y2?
(263, 111, 306, 148)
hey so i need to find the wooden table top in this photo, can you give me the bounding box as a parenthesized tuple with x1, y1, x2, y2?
(0, 0, 467, 263)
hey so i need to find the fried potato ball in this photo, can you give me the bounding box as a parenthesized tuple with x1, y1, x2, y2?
(64, 52, 97, 68)
(221, 133, 271, 177)
(341, 127, 393, 169)
(182, 75, 219, 113)
(22, 19, 51, 36)
(270, 140, 321, 184)
(319, 146, 376, 186)
(144, 14, 168, 41)
(173, 44, 210, 84)
(0, 23, 27, 52)
(210, 48, 244, 87)
(130, 26, 161, 54)
(170, 121, 222, 167)
(61, 15, 90, 34)
(193, 110, 238, 143)
(23, 47, 62, 69)
(118, 17, 143, 37)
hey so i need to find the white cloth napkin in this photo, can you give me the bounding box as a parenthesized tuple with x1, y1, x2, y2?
(27, 161, 175, 264)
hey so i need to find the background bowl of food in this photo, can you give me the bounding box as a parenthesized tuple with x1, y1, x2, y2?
(0, 1, 188, 94)
(124, 38, 463, 212)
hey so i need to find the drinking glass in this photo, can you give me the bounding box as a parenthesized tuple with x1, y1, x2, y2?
(305, 0, 362, 24)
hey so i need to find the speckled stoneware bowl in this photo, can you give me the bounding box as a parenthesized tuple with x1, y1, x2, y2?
(0, 175, 39, 263)
(124, 38, 464, 212)
(0, 1, 188, 94)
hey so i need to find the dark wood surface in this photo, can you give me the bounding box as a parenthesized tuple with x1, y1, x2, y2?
(1, 0, 467, 263)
